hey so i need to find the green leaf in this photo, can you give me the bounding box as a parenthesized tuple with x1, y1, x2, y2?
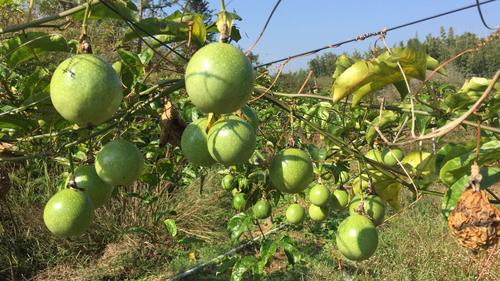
(117, 48, 144, 77)
(0, 115, 35, 131)
(365, 110, 398, 144)
(163, 219, 177, 237)
(138, 48, 154, 65)
(227, 213, 252, 244)
(441, 174, 468, 219)
(230, 256, 257, 281)
(280, 236, 302, 265)
(439, 141, 500, 185)
(257, 238, 282, 273)
(122, 11, 206, 45)
(435, 143, 469, 171)
(20, 66, 49, 104)
(332, 39, 427, 104)
(72, 0, 138, 21)
(0, 32, 77, 67)
(393, 80, 409, 100)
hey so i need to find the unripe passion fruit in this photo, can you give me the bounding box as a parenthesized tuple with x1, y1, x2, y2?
(73, 165, 114, 208)
(252, 199, 272, 219)
(43, 188, 94, 236)
(207, 116, 256, 166)
(50, 54, 123, 126)
(349, 195, 386, 226)
(269, 148, 314, 194)
(95, 139, 144, 186)
(181, 118, 215, 166)
(309, 184, 330, 207)
(336, 214, 379, 261)
(286, 203, 305, 224)
(185, 43, 255, 114)
(308, 204, 328, 221)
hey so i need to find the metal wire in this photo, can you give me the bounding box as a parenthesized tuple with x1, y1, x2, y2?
(255, 0, 498, 68)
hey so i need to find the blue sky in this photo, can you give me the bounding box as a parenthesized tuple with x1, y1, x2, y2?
(205, 0, 499, 72)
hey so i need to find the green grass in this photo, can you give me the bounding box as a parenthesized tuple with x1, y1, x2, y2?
(1, 162, 499, 281)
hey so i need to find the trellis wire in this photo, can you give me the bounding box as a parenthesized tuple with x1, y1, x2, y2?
(255, 0, 498, 68)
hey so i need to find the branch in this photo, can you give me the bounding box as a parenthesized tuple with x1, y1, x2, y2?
(264, 87, 500, 134)
(0, 0, 100, 34)
(387, 70, 500, 146)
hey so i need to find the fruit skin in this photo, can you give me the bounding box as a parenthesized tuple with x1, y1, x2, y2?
(95, 139, 144, 186)
(185, 43, 255, 114)
(233, 192, 247, 211)
(365, 149, 383, 168)
(309, 204, 328, 221)
(240, 105, 259, 131)
(222, 174, 237, 191)
(43, 188, 94, 236)
(309, 184, 330, 207)
(181, 118, 215, 167)
(336, 214, 379, 261)
(382, 148, 404, 166)
(252, 199, 272, 219)
(331, 189, 350, 211)
(74, 165, 114, 208)
(50, 54, 123, 126)
(286, 204, 305, 224)
(349, 195, 386, 226)
(269, 148, 314, 194)
(207, 116, 256, 165)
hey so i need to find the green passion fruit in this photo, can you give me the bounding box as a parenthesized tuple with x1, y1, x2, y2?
(181, 118, 216, 167)
(73, 165, 114, 208)
(269, 148, 314, 194)
(185, 43, 255, 114)
(382, 148, 404, 166)
(349, 195, 386, 226)
(43, 188, 94, 236)
(309, 184, 330, 207)
(331, 189, 350, 211)
(207, 116, 256, 166)
(95, 139, 144, 186)
(308, 204, 328, 222)
(252, 199, 272, 219)
(233, 192, 247, 211)
(336, 214, 379, 261)
(50, 54, 123, 126)
(286, 203, 305, 224)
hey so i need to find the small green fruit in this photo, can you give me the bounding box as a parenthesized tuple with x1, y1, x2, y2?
(43, 188, 94, 236)
(308, 204, 328, 221)
(222, 174, 237, 191)
(207, 116, 256, 165)
(252, 199, 272, 219)
(331, 189, 349, 211)
(50, 54, 123, 126)
(309, 184, 330, 207)
(95, 139, 144, 186)
(336, 214, 378, 261)
(269, 148, 314, 194)
(185, 43, 255, 114)
(73, 165, 114, 208)
(233, 193, 246, 211)
(349, 195, 386, 226)
(181, 118, 215, 167)
(382, 148, 404, 166)
(286, 204, 305, 224)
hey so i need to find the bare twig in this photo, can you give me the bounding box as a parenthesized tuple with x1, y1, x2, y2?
(383, 70, 500, 146)
(245, 0, 282, 55)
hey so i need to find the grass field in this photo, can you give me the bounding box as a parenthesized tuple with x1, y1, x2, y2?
(1, 164, 499, 281)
